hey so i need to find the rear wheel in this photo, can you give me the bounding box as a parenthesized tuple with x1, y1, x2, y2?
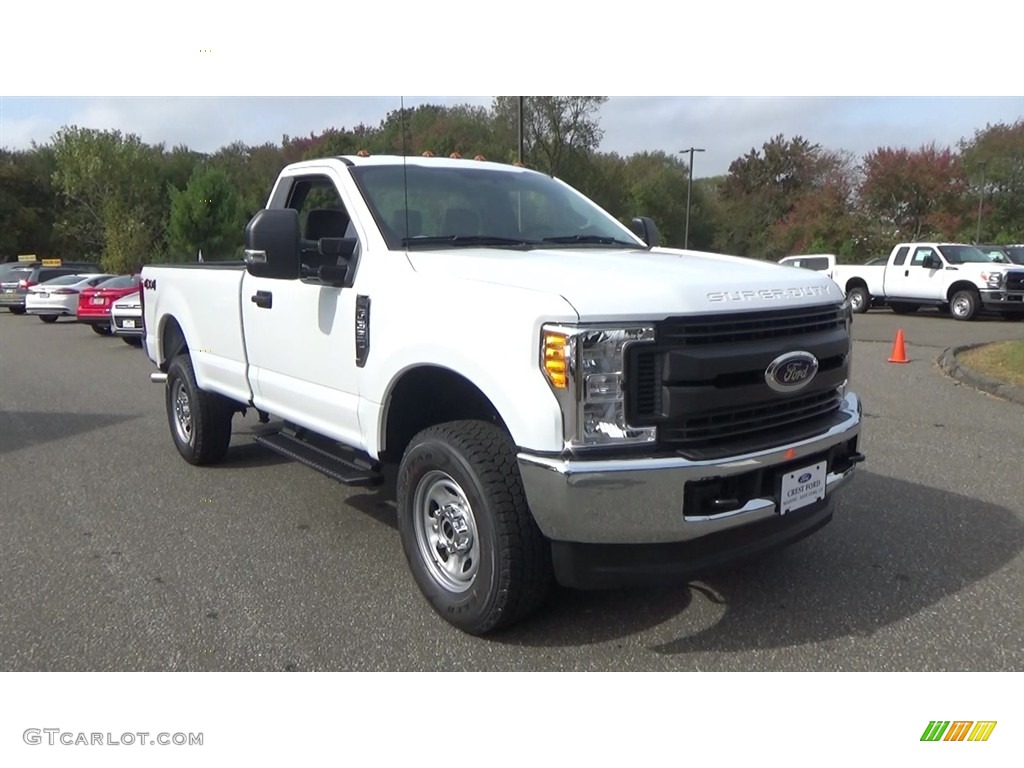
(1000, 311, 1024, 321)
(122, 336, 143, 346)
(91, 324, 112, 336)
(165, 354, 234, 465)
(396, 420, 553, 635)
(9, 307, 26, 315)
(39, 315, 59, 324)
(949, 289, 980, 321)
(847, 286, 870, 314)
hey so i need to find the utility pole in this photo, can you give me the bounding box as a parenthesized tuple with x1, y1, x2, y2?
(518, 96, 525, 165)
(679, 147, 705, 249)
(975, 161, 986, 244)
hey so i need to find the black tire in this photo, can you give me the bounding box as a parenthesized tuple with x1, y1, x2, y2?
(9, 306, 26, 315)
(949, 289, 980, 321)
(39, 315, 59, 323)
(847, 286, 870, 314)
(91, 324, 112, 336)
(1000, 311, 1024, 322)
(122, 336, 143, 346)
(396, 420, 553, 635)
(890, 303, 919, 315)
(165, 354, 234, 465)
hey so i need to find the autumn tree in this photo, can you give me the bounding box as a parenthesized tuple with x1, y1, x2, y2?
(715, 135, 847, 258)
(858, 143, 969, 242)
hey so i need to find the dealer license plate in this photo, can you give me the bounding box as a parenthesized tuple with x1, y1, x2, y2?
(122, 319, 136, 328)
(778, 461, 827, 515)
(37, 293, 49, 298)
(92, 297, 105, 305)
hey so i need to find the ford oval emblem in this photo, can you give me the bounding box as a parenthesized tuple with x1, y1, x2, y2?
(765, 351, 819, 393)
(798, 472, 813, 483)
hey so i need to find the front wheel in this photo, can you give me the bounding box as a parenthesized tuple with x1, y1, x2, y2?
(122, 336, 143, 346)
(39, 315, 59, 324)
(949, 289, 980, 321)
(847, 286, 870, 314)
(165, 354, 234, 465)
(91, 324, 112, 336)
(9, 306, 26, 315)
(396, 420, 553, 635)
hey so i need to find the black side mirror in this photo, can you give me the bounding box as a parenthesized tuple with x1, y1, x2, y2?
(244, 209, 300, 280)
(629, 216, 660, 248)
(922, 255, 941, 269)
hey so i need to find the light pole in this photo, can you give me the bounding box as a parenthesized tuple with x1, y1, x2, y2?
(518, 96, 525, 165)
(680, 147, 705, 249)
(975, 161, 986, 244)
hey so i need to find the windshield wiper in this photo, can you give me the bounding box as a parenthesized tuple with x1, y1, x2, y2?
(541, 235, 644, 248)
(401, 235, 537, 248)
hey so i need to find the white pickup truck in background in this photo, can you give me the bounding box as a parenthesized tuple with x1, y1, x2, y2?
(830, 242, 1024, 320)
(778, 254, 837, 280)
(140, 154, 864, 634)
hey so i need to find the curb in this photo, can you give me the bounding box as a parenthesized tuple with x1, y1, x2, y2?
(937, 343, 1024, 406)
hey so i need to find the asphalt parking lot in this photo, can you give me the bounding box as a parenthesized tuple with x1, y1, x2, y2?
(1, 309, 1022, 671)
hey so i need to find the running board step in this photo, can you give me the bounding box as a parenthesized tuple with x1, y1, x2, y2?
(253, 429, 383, 487)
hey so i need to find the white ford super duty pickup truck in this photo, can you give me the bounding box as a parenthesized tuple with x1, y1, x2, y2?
(141, 154, 865, 634)
(830, 242, 1024, 320)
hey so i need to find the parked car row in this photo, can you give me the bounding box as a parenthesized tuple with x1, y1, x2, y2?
(1, 262, 144, 344)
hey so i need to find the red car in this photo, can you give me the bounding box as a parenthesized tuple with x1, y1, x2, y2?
(77, 275, 142, 335)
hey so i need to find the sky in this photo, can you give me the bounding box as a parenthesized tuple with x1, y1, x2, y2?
(2, 96, 1021, 178)
(1, 3, 1020, 178)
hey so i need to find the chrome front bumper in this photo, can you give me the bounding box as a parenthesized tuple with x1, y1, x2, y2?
(518, 392, 862, 545)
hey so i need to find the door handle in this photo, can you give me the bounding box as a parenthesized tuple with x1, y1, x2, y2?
(904, 270, 909, 277)
(251, 290, 273, 309)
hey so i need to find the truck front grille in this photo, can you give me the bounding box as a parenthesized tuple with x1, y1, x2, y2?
(627, 303, 849, 458)
(1005, 271, 1024, 292)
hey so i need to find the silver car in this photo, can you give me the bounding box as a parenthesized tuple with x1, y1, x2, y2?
(110, 290, 143, 345)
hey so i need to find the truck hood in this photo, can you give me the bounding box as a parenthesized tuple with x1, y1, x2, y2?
(407, 246, 845, 321)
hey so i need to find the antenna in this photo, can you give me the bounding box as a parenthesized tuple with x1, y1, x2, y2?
(400, 96, 410, 251)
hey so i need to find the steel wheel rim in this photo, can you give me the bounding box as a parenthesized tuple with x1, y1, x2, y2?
(413, 470, 480, 593)
(171, 379, 194, 446)
(850, 292, 864, 311)
(952, 296, 971, 318)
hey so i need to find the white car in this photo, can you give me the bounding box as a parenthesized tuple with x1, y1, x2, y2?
(111, 290, 143, 345)
(24, 274, 113, 323)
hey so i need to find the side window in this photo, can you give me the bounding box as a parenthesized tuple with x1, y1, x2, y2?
(285, 176, 355, 243)
(892, 247, 909, 266)
(910, 247, 934, 267)
(805, 257, 829, 271)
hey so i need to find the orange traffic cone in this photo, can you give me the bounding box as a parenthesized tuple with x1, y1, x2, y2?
(888, 328, 909, 363)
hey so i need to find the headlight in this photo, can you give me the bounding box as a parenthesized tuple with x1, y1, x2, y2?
(980, 271, 1004, 288)
(541, 324, 656, 449)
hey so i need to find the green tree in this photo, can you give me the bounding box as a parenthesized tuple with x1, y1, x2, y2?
(168, 166, 246, 260)
(492, 96, 608, 177)
(50, 126, 167, 270)
(958, 120, 1024, 242)
(0, 147, 60, 260)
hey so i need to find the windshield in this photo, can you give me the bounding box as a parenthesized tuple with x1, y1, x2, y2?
(349, 164, 645, 250)
(937, 245, 995, 265)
